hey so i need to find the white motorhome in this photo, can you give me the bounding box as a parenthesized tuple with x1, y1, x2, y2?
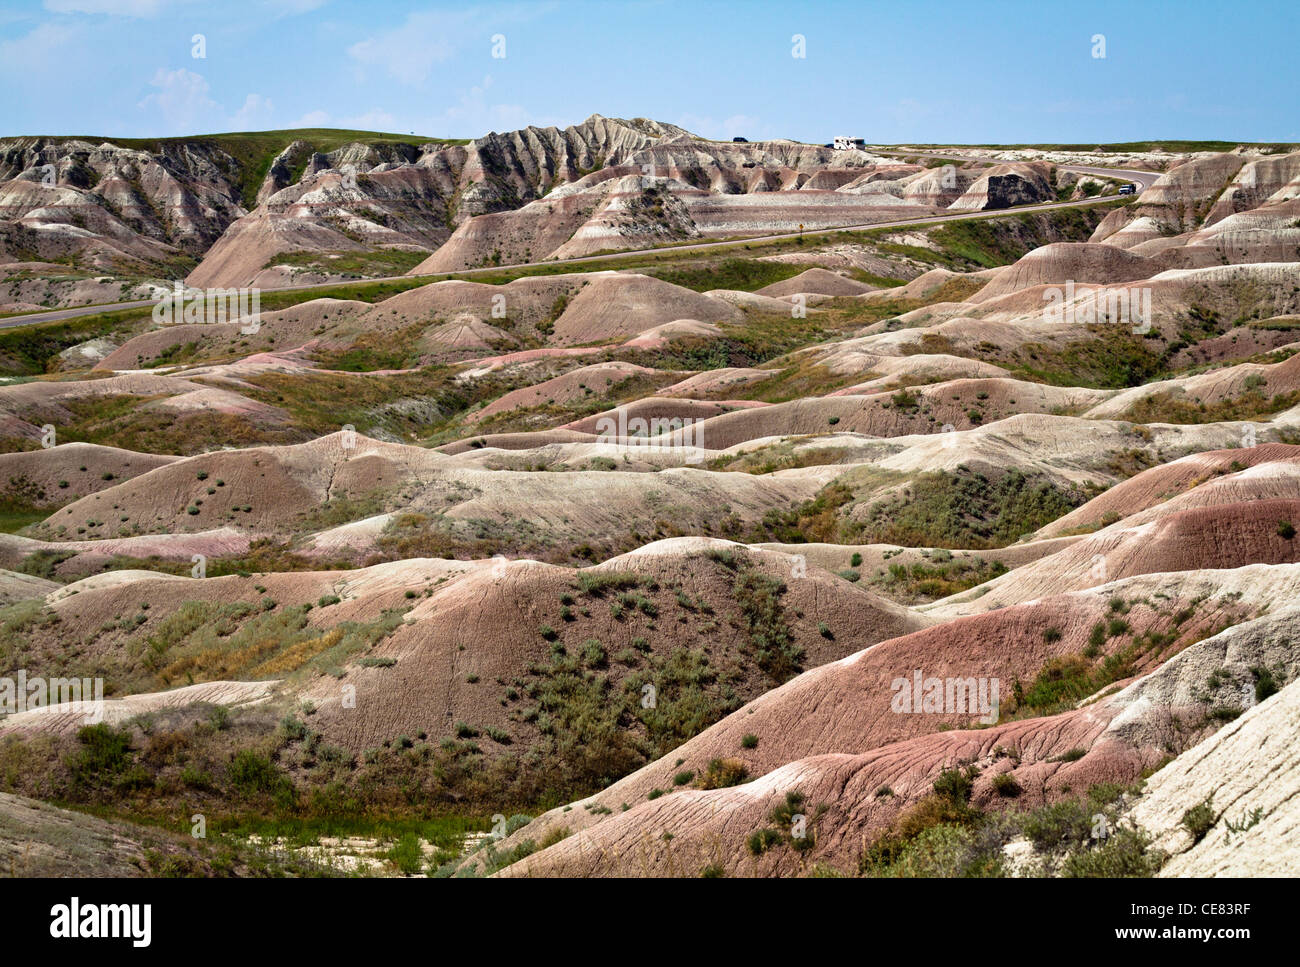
(833, 136, 866, 151)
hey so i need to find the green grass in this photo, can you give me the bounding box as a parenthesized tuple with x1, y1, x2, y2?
(264, 248, 431, 278)
(858, 774, 1158, 879)
(846, 468, 1098, 550)
(221, 812, 485, 850)
(0, 310, 143, 375)
(1000, 327, 1168, 389)
(868, 205, 1115, 272)
(879, 553, 1008, 602)
(643, 258, 806, 292)
(1122, 388, 1300, 425)
(732, 567, 803, 684)
(0, 505, 47, 534)
(0, 272, 473, 376)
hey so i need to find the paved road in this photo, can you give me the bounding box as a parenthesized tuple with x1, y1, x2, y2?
(1, 155, 1156, 331)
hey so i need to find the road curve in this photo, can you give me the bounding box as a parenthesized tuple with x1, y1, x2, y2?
(0, 157, 1154, 332)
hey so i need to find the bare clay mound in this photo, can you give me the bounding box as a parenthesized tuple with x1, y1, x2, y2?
(494, 597, 1300, 877)
(1036, 443, 1300, 537)
(1083, 350, 1300, 420)
(35, 432, 447, 541)
(297, 541, 927, 751)
(1092, 154, 1249, 246)
(33, 430, 841, 556)
(655, 378, 1107, 449)
(658, 368, 774, 399)
(466, 362, 673, 423)
(408, 191, 607, 274)
(0, 568, 59, 604)
(1142, 198, 1300, 269)
(0, 792, 218, 877)
(436, 429, 595, 455)
(928, 493, 1300, 617)
(185, 208, 365, 290)
(620, 319, 722, 349)
(755, 268, 877, 298)
(474, 567, 1272, 861)
(549, 273, 743, 344)
(0, 373, 206, 439)
(0, 680, 276, 738)
(7, 542, 920, 756)
(0, 442, 179, 505)
(968, 242, 1157, 303)
(95, 298, 369, 371)
(0, 528, 250, 577)
(560, 397, 768, 434)
(365, 275, 580, 330)
(1132, 676, 1300, 877)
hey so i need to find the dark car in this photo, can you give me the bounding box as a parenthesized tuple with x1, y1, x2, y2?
(732, 136, 748, 143)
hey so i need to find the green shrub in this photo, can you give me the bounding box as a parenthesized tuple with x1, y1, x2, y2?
(700, 758, 749, 789)
(1181, 798, 1216, 843)
(1251, 666, 1279, 702)
(228, 750, 293, 806)
(747, 828, 784, 855)
(68, 724, 133, 783)
(386, 833, 423, 875)
(1062, 827, 1162, 877)
(733, 569, 803, 684)
(1021, 799, 1092, 851)
(991, 773, 1022, 797)
(933, 765, 978, 805)
(581, 639, 608, 668)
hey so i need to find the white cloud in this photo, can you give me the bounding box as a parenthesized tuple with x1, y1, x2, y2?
(347, 10, 471, 85)
(231, 93, 275, 130)
(0, 21, 86, 73)
(44, 0, 184, 16)
(287, 109, 332, 127)
(137, 67, 221, 133)
(431, 74, 560, 137)
(347, 4, 553, 86)
(261, 0, 327, 15)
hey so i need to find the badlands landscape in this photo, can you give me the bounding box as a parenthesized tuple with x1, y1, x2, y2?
(2, 116, 1299, 879)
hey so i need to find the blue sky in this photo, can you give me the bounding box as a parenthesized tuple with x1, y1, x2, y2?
(1, 0, 1296, 143)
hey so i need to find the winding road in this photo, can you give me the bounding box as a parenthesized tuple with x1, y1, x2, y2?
(0, 154, 1158, 332)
